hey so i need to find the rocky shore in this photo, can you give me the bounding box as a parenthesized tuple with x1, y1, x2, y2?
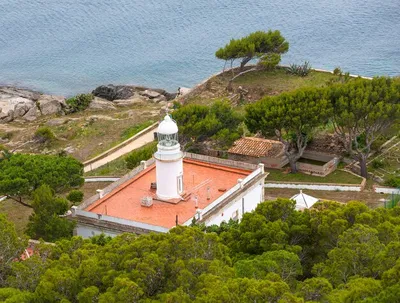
(0, 84, 177, 123)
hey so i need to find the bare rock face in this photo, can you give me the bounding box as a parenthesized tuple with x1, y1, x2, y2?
(88, 97, 117, 110)
(92, 85, 137, 101)
(37, 95, 66, 115)
(92, 84, 175, 101)
(0, 86, 66, 123)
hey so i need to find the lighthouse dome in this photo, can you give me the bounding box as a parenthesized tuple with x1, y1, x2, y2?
(157, 115, 179, 147)
(158, 115, 178, 135)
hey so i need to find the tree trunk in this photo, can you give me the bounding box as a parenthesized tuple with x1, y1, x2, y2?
(240, 57, 252, 72)
(289, 158, 298, 173)
(6, 196, 33, 208)
(358, 154, 368, 178)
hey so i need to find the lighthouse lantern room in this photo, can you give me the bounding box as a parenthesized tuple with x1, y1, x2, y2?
(154, 114, 184, 200)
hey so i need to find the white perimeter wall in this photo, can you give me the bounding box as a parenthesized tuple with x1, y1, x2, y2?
(76, 224, 121, 239)
(204, 183, 264, 226)
(264, 183, 362, 192)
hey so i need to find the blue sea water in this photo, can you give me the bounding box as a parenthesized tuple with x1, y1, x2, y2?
(0, 0, 399, 96)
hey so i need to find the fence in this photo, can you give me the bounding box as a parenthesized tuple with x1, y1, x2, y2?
(185, 152, 258, 171)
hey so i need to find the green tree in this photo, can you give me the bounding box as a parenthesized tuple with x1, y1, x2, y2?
(0, 153, 83, 207)
(26, 185, 75, 242)
(327, 77, 400, 178)
(297, 277, 333, 302)
(0, 214, 28, 286)
(314, 224, 384, 285)
(66, 93, 94, 113)
(216, 30, 289, 72)
(246, 87, 332, 172)
(173, 101, 242, 151)
(66, 190, 84, 205)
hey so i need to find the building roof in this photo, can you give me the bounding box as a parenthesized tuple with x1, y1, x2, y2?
(228, 137, 284, 158)
(290, 190, 319, 210)
(85, 159, 251, 228)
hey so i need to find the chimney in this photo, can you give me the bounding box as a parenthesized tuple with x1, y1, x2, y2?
(207, 187, 211, 200)
(96, 189, 104, 199)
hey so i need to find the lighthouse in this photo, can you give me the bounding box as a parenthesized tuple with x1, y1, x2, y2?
(153, 114, 184, 200)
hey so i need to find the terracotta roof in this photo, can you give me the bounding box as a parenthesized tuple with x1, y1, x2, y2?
(86, 159, 250, 228)
(228, 137, 284, 158)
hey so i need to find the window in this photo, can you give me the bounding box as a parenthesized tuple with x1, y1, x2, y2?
(177, 174, 183, 194)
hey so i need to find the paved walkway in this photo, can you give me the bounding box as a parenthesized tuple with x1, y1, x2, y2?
(84, 130, 155, 173)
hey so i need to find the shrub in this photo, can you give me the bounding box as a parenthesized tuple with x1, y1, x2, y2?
(384, 176, 400, 188)
(125, 142, 157, 169)
(66, 190, 84, 204)
(333, 67, 342, 75)
(286, 61, 312, 77)
(66, 93, 94, 113)
(371, 159, 387, 169)
(34, 127, 55, 143)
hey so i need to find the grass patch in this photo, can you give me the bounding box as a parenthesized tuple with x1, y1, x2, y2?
(85, 157, 129, 177)
(266, 169, 363, 184)
(120, 120, 154, 142)
(0, 198, 33, 235)
(232, 69, 337, 92)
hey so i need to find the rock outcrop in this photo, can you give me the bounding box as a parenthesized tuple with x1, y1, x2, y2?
(0, 86, 66, 123)
(92, 84, 176, 102)
(0, 83, 177, 123)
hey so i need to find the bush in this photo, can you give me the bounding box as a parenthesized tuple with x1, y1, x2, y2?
(66, 93, 94, 113)
(384, 176, 400, 188)
(34, 127, 55, 143)
(125, 142, 157, 169)
(286, 61, 312, 77)
(66, 190, 84, 204)
(371, 159, 387, 169)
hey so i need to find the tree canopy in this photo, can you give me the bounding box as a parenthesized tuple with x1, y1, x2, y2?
(172, 101, 243, 151)
(327, 77, 400, 177)
(0, 153, 84, 207)
(1, 199, 400, 302)
(245, 87, 332, 172)
(216, 30, 289, 72)
(26, 185, 75, 242)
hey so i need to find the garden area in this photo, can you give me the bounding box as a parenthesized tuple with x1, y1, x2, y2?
(368, 136, 400, 187)
(266, 168, 363, 184)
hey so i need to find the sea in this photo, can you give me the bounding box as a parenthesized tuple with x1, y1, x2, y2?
(0, 0, 399, 97)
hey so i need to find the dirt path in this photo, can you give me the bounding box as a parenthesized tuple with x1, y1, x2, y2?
(84, 130, 155, 173)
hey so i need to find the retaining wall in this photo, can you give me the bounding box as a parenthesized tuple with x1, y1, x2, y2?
(374, 186, 400, 194)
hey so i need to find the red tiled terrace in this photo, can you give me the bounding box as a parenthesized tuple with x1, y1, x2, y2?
(86, 159, 251, 228)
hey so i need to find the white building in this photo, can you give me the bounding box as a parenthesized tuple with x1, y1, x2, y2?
(71, 114, 267, 238)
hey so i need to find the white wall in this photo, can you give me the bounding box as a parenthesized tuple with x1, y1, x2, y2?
(264, 183, 362, 192)
(75, 224, 121, 239)
(204, 182, 264, 226)
(374, 186, 400, 194)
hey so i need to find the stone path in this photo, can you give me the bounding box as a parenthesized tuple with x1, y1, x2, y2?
(84, 130, 155, 173)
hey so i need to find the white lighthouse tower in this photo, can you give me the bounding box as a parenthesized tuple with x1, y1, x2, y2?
(154, 114, 184, 200)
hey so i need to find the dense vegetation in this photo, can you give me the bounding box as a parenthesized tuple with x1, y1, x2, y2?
(1, 199, 400, 302)
(125, 142, 158, 169)
(246, 77, 400, 177)
(0, 153, 84, 207)
(173, 101, 243, 151)
(66, 94, 94, 113)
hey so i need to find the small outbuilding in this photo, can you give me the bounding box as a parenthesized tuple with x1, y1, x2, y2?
(228, 137, 288, 169)
(290, 190, 319, 210)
